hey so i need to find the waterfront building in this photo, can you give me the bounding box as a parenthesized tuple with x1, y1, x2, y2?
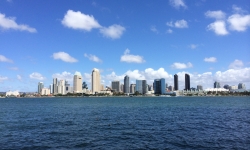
(112, 81, 120, 92)
(174, 74, 178, 91)
(148, 85, 153, 91)
(205, 88, 229, 92)
(130, 84, 136, 94)
(38, 82, 44, 94)
(53, 78, 58, 94)
(82, 81, 88, 89)
(238, 83, 246, 90)
(124, 75, 130, 94)
(100, 84, 105, 91)
(229, 85, 237, 90)
(41, 88, 50, 95)
(185, 74, 190, 90)
(223, 84, 230, 89)
(136, 80, 147, 94)
(214, 81, 221, 88)
(73, 71, 82, 93)
(92, 68, 101, 94)
(58, 80, 66, 94)
(197, 85, 203, 91)
(120, 84, 124, 92)
(168, 85, 173, 91)
(6, 91, 20, 97)
(153, 78, 166, 94)
(49, 84, 53, 94)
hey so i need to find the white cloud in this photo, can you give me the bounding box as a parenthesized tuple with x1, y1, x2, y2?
(17, 75, 22, 80)
(227, 14, 250, 32)
(29, 72, 45, 80)
(99, 24, 125, 39)
(229, 59, 244, 69)
(120, 49, 145, 63)
(52, 52, 78, 63)
(207, 20, 228, 35)
(166, 19, 188, 28)
(61, 10, 101, 31)
(169, 0, 187, 9)
(204, 57, 217, 63)
(52, 71, 74, 82)
(171, 62, 193, 69)
(189, 44, 198, 49)
(0, 13, 37, 33)
(166, 29, 173, 33)
(0, 55, 13, 63)
(84, 53, 102, 63)
(0, 76, 8, 82)
(205, 10, 226, 20)
(150, 26, 158, 33)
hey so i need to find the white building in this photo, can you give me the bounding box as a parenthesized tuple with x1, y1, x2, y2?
(41, 88, 51, 95)
(6, 91, 20, 97)
(205, 88, 229, 92)
(92, 68, 101, 94)
(58, 80, 66, 95)
(73, 71, 82, 93)
(229, 85, 238, 90)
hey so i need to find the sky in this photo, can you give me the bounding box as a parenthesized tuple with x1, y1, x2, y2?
(0, 0, 250, 92)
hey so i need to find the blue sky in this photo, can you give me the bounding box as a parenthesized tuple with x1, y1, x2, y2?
(0, 0, 250, 92)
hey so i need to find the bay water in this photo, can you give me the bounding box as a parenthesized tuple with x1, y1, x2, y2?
(0, 97, 249, 149)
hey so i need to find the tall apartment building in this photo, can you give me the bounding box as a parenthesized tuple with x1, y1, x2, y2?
(185, 74, 190, 90)
(53, 78, 58, 94)
(153, 78, 166, 95)
(136, 80, 147, 94)
(92, 68, 101, 94)
(73, 71, 82, 93)
(112, 81, 120, 92)
(38, 82, 44, 94)
(130, 84, 136, 94)
(174, 74, 178, 91)
(124, 75, 130, 94)
(214, 81, 221, 88)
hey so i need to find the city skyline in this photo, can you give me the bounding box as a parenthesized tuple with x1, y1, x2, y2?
(0, 0, 250, 92)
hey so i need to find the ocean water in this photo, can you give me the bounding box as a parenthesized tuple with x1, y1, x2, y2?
(0, 97, 249, 149)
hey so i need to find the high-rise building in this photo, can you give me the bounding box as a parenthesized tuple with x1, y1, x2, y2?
(53, 78, 58, 94)
(223, 84, 230, 89)
(73, 71, 82, 93)
(82, 82, 88, 89)
(153, 78, 166, 94)
(136, 80, 147, 94)
(38, 82, 44, 94)
(120, 84, 124, 92)
(197, 85, 203, 91)
(92, 68, 101, 94)
(185, 74, 190, 90)
(214, 81, 221, 88)
(168, 85, 173, 91)
(112, 81, 120, 92)
(124, 75, 130, 94)
(238, 83, 246, 90)
(49, 84, 53, 94)
(58, 80, 66, 94)
(130, 84, 136, 94)
(174, 74, 178, 91)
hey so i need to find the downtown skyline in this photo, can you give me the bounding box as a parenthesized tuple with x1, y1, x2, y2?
(0, 0, 250, 92)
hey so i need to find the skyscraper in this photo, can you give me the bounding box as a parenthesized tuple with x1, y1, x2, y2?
(214, 81, 221, 88)
(130, 84, 136, 94)
(92, 68, 101, 94)
(197, 85, 203, 91)
(124, 75, 130, 94)
(73, 71, 82, 93)
(153, 78, 166, 94)
(136, 80, 147, 94)
(174, 74, 178, 91)
(238, 83, 246, 90)
(185, 74, 190, 90)
(112, 81, 120, 92)
(38, 82, 44, 94)
(53, 78, 57, 94)
(58, 80, 65, 94)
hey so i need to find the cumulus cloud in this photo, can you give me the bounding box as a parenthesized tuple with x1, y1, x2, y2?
(166, 19, 188, 28)
(84, 53, 102, 63)
(189, 44, 198, 49)
(99, 24, 125, 39)
(229, 59, 244, 69)
(150, 26, 159, 33)
(227, 14, 250, 32)
(52, 71, 74, 82)
(207, 20, 228, 35)
(29, 72, 45, 80)
(52, 52, 78, 63)
(169, 0, 187, 9)
(0, 13, 37, 33)
(0, 76, 8, 82)
(204, 57, 217, 63)
(61, 10, 101, 31)
(171, 62, 193, 69)
(0, 55, 13, 63)
(205, 10, 226, 20)
(17, 75, 22, 80)
(166, 29, 173, 33)
(120, 49, 145, 63)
